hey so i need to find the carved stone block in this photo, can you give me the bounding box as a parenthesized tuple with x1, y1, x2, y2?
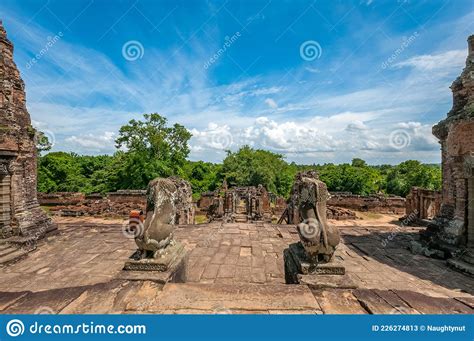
(122, 241, 187, 283)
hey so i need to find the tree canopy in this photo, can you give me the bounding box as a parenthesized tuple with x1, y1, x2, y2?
(37, 114, 442, 198)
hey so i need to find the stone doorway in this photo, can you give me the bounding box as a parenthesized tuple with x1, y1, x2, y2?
(234, 197, 249, 223)
(467, 172, 473, 249)
(0, 172, 11, 237)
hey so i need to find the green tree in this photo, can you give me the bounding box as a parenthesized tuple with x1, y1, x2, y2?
(182, 161, 222, 198)
(385, 160, 441, 196)
(221, 146, 295, 197)
(351, 158, 367, 167)
(38, 152, 87, 192)
(113, 113, 192, 189)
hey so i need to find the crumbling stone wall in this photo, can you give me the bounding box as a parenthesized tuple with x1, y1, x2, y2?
(107, 190, 146, 205)
(0, 21, 56, 240)
(327, 192, 406, 215)
(405, 187, 442, 220)
(272, 196, 287, 219)
(169, 177, 195, 225)
(39, 191, 146, 218)
(38, 192, 85, 206)
(197, 191, 215, 211)
(47, 197, 146, 218)
(44, 178, 195, 223)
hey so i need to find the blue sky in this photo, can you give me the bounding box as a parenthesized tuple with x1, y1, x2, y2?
(1, 0, 473, 164)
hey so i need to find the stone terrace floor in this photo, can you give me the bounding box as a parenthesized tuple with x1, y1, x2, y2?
(0, 215, 473, 314)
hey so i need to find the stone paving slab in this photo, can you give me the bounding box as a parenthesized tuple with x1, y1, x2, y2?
(122, 283, 322, 314)
(0, 216, 473, 314)
(2, 286, 89, 314)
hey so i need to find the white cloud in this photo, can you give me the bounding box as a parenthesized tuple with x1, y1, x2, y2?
(394, 49, 466, 71)
(264, 98, 278, 109)
(188, 115, 439, 163)
(65, 132, 116, 153)
(3, 7, 467, 164)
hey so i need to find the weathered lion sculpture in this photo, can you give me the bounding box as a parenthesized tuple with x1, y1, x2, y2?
(292, 171, 340, 263)
(133, 176, 193, 259)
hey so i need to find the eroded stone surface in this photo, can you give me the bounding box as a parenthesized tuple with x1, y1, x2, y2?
(124, 283, 321, 314)
(0, 20, 56, 250)
(427, 35, 474, 262)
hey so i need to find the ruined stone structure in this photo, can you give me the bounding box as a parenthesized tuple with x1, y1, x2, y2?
(272, 196, 287, 219)
(405, 187, 442, 222)
(207, 184, 272, 223)
(38, 192, 86, 206)
(39, 191, 146, 217)
(196, 191, 215, 212)
(424, 35, 474, 274)
(0, 21, 56, 263)
(107, 190, 147, 205)
(327, 192, 406, 215)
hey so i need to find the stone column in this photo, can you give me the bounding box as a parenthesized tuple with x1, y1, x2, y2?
(0, 159, 12, 237)
(447, 155, 474, 274)
(465, 155, 474, 249)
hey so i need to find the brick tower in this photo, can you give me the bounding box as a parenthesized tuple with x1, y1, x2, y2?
(0, 20, 56, 262)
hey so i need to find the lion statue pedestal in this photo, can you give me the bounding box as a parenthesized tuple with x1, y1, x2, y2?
(121, 177, 194, 283)
(283, 171, 356, 289)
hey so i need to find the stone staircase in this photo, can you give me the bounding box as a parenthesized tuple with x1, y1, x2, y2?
(0, 243, 29, 266)
(234, 201, 248, 223)
(0, 235, 37, 267)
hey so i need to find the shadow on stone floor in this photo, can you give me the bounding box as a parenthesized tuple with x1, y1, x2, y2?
(343, 228, 474, 295)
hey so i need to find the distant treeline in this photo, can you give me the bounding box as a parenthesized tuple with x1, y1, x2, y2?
(37, 114, 441, 199)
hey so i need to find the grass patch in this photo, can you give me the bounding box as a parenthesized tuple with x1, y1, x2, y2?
(355, 211, 383, 220)
(195, 215, 208, 224)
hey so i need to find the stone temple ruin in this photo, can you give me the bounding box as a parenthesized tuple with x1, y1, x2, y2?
(405, 187, 442, 223)
(203, 181, 272, 223)
(0, 20, 473, 314)
(419, 35, 474, 274)
(0, 21, 56, 265)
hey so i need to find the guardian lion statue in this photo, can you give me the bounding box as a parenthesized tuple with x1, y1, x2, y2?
(292, 171, 340, 263)
(133, 176, 194, 259)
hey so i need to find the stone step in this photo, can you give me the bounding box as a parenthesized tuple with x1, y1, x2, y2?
(4, 235, 37, 246)
(123, 283, 323, 314)
(447, 258, 474, 276)
(0, 245, 17, 258)
(0, 243, 11, 252)
(0, 248, 29, 267)
(234, 214, 248, 222)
